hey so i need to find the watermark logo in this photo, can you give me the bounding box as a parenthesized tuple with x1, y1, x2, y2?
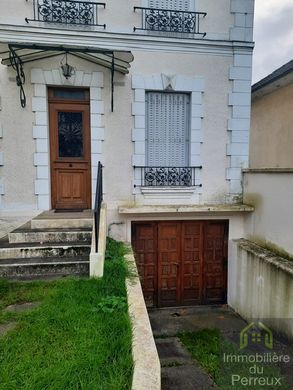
(240, 321, 273, 350)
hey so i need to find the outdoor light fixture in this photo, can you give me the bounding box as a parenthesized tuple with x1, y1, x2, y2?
(61, 52, 75, 79)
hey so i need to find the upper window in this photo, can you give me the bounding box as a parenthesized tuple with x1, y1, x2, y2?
(146, 92, 190, 167)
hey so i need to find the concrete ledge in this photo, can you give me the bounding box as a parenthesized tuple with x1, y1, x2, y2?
(243, 168, 293, 174)
(125, 252, 161, 390)
(235, 239, 293, 276)
(119, 204, 254, 214)
(90, 202, 107, 278)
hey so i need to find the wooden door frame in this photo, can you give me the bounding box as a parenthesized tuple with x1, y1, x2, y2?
(48, 87, 91, 210)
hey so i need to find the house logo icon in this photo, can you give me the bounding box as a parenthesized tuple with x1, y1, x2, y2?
(240, 322, 273, 350)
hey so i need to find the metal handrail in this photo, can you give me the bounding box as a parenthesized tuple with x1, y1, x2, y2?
(25, 0, 106, 28)
(134, 6, 207, 36)
(134, 166, 202, 187)
(94, 161, 103, 251)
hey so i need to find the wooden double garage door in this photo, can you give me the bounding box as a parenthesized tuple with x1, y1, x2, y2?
(132, 221, 228, 307)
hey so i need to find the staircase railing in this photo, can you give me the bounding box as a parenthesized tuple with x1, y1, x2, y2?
(94, 162, 103, 251)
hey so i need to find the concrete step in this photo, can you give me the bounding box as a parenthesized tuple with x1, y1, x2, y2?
(0, 242, 90, 259)
(9, 228, 92, 244)
(0, 256, 89, 280)
(31, 211, 93, 229)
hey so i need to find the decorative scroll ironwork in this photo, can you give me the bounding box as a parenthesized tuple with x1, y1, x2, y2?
(134, 166, 202, 187)
(26, 0, 106, 27)
(58, 112, 83, 157)
(9, 47, 26, 108)
(134, 7, 206, 36)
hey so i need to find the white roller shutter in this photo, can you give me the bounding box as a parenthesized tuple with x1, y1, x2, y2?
(148, 0, 194, 11)
(146, 92, 190, 167)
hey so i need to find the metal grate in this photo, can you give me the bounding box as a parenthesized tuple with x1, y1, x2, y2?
(134, 166, 202, 187)
(26, 0, 106, 27)
(134, 7, 206, 36)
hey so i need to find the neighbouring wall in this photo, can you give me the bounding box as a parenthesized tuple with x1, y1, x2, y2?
(243, 171, 293, 255)
(229, 239, 293, 341)
(250, 82, 293, 169)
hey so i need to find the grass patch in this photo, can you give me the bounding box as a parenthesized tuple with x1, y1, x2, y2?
(178, 329, 220, 379)
(178, 329, 289, 389)
(0, 238, 133, 390)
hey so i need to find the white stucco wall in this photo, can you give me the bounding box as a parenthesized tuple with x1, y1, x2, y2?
(0, 0, 235, 40)
(243, 171, 293, 255)
(0, 44, 253, 210)
(0, 63, 36, 210)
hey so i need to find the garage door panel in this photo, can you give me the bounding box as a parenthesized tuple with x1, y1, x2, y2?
(132, 220, 228, 307)
(206, 263, 223, 273)
(183, 276, 200, 288)
(132, 222, 157, 307)
(206, 289, 223, 299)
(183, 222, 201, 235)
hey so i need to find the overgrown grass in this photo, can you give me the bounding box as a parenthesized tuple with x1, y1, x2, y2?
(178, 329, 289, 389)
(0, 238, 133, 390)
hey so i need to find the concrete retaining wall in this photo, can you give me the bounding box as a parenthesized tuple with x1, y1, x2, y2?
(229, 239, 293, 341)
(126, 252, 161, 390)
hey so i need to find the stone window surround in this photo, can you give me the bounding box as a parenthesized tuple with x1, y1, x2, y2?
(227, 51, 252, 195)
(31, 68, 105, 210)
(131, 73, 205, 200)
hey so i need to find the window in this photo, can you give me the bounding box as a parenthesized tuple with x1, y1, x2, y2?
(148, 0, 194, 11)
(146, 92, 190, 167)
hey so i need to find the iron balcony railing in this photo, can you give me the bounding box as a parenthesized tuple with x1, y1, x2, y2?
(26, 0, 106, 27)
(134, 166, 202, 188)
(134, 7, 206, 36)
(94, 161, 103, 251)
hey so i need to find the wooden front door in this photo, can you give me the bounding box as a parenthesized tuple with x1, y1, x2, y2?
(132, 221, 228, 307)
(49, 88, 91, 210)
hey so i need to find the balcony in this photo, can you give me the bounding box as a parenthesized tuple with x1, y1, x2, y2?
(26, 0, 106, 27)
(134, 7, 206, 37)
(134, 166, 202, 188)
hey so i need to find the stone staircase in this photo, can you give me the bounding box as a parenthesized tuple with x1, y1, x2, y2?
(0, 211, 93, 280)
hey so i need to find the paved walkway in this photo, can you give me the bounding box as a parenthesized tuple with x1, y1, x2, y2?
(148, 305, 293, 390)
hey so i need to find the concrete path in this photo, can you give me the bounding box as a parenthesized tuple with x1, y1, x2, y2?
(155, 336, 216, 389)
(149, 305, 293, 390)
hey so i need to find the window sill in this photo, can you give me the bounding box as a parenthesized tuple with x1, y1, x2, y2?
(141, 186, 196, 195)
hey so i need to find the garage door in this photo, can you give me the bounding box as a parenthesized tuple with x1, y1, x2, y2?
(132, 221, 228, 307)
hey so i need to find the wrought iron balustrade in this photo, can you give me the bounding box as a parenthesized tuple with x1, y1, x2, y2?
(134, 166, 202, 188)
(26, 0, 106, 27)
(134, 7, 206, 36)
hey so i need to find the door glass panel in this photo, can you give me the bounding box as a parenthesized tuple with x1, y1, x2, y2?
(58, 112, 83, 158)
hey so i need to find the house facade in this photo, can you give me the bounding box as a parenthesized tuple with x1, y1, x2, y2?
(0, 0, 255, 307)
